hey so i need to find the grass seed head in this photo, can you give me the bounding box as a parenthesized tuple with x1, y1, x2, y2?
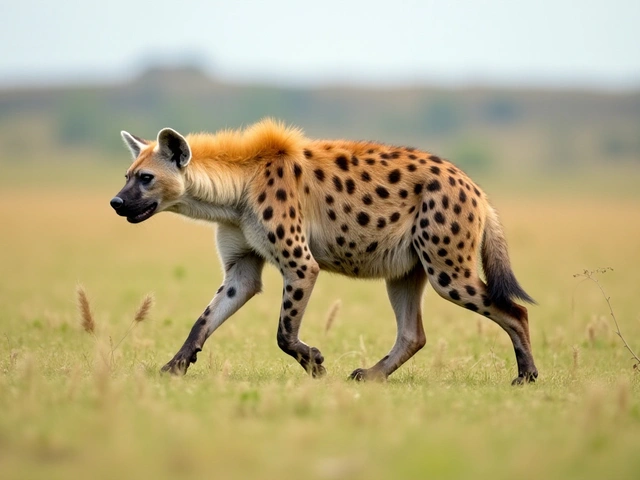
(76, 285, 95, 334)
(134, 293, 154, 323)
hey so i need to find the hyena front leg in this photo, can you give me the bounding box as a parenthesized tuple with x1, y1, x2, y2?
(275, 258, 324, 377)
(161, 226, 264, 375)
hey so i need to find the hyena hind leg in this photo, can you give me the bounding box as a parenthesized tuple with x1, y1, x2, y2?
(350, 264, 427, 381)
(428, 271, 538, 385)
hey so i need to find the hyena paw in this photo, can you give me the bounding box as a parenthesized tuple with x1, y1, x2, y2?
(160, 348, 201, 376)
(511, 369, 538, 386)
(348, 367, 386, 382)
(307, 347, 326, 378)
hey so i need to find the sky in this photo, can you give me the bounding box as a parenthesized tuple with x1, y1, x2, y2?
(1, 0, 639, 89)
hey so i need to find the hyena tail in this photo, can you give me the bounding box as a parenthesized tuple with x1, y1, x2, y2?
(481, 205, 536, 307)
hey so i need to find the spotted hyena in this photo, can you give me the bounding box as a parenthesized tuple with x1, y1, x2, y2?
(110, 119, 538, 385)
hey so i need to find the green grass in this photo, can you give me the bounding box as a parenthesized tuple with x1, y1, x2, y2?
(1, 165, 640, 480)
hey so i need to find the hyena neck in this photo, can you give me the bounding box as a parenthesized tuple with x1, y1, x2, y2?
(171, 162, 252, 224)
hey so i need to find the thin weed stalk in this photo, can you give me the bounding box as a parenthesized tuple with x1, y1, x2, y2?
(574, 268, 640, 371)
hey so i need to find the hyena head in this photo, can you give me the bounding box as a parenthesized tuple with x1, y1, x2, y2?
(111, 128, 190, 223)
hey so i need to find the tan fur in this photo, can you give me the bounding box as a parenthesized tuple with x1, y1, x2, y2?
(117, 119, 537, 384)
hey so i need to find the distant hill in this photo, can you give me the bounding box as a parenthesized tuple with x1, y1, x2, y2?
(1, 67, 638, 172)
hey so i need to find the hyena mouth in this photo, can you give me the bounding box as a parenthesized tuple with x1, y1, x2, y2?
(127, 202, 158, 224)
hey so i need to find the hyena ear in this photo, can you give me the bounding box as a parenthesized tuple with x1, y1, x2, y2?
(156, 128, 191, 168)
(121, 131, 148, 159)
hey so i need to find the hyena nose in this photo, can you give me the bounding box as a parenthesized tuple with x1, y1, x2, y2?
(110, 196, 124, 210)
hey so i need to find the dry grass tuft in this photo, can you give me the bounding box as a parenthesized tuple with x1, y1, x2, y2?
(324, 300, 341, 334)
(76, 285, 95, 335)
(134, 294, 154, 323)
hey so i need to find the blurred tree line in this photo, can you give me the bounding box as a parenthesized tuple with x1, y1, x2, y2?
(1, 66, 638, 174)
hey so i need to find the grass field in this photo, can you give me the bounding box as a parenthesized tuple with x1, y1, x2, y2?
(1, 163, 639, 480)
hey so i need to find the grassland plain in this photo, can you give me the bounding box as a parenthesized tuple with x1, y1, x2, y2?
(1, 163, 639, 480)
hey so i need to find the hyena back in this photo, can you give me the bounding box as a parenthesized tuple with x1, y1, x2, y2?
(111, 119, 538, 385)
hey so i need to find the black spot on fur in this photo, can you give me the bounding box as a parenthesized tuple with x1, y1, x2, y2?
(442, 196, 449, 209)
(333, 176, 343, 192)
(465, 303, 479, 312)
(289, 206, 296, 219)
(293, 163, 302, 178)
(336, 155, 349, 171)
(468, 213, 474, 223)
(296, 270, 305, 279)
(407, 164, 417, 172)
(227, 287, 236, 298)
(399, 189, 408, 199)
(357, 212, 370, 226)
(451, 222, 460, 235)
(276, 189, 287, 202)
(427, 180, 441, 192)
(388, 169, 401, 183)
(314, 169, 325, 182)
(336, 236, 346, 246)
(293, 289, 304, 301)
(453, 204, 462, 215)
(365, 241, 378, 253)
(277, 167, 284, 178)
(437, 248, 448, 257)
(430, 166, 440, 175)
(420, 218, 429, 228)
(449, 289, 460, 301)
(465, 285, 477, 296)
(268, 232, 276, 243)
(438, 272, 451, 287)
(389, 212, 400, 223)
(351, 155, 359, 166)
(276, 225, 285, 239)
(293, 246, 303, 258)
(325, 194, 334, 205)
(361, 171, 371, 182)
(434, 211, 445, 224)
(375, 186, 390, 199)
(303, 149, 313, 159)
(362, 194, 373, 205)
(448, 176, 456, 187)
(377, 217, 386, 229)
(345, 178, 356, 194)
(414, 183, 423, 195)
(459, 190, 467, 203)
(341, 223, 349, 232)
(328, 210, 337, 221)
(257, 192, 266, 204)
(431, 235, 440, 245)
(430, 155, 443, 164)
(263, 207, 273, 221)
(343, 204, 352, 214)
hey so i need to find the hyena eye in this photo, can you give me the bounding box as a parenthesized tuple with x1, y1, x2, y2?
(139, 173, 154, 185)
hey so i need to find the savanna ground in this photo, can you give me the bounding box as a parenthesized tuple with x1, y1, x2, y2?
(1, 162, 639, 480)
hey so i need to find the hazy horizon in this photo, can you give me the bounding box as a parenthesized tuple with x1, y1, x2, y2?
(2, 0, 639, 90)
